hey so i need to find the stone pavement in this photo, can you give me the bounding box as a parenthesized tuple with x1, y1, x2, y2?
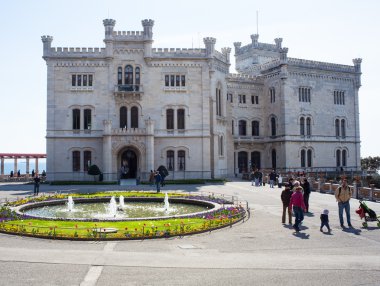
(0, 181, 380, 286)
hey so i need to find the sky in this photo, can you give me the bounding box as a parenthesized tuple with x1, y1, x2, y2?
(0, 0, 378, 157)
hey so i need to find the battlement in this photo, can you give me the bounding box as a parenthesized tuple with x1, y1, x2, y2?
(152, 48, 206, 58)
(238, 42, 278, 54)
(287, 58, 356, 73)
(49, 47, 106, 57)
(112, 30, 145, 41)
(228, 73, 259, 81)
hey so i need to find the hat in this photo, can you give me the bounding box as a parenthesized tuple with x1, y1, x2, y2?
(323, 209, 329, 215)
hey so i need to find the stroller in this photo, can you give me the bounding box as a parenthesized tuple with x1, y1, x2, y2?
(355, 201, 380, 228)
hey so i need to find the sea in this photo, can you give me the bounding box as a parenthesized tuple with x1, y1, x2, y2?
(2, 160, 47, 175)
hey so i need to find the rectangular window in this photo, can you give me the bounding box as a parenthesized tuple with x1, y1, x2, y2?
(270, 88, 275, 103)
(167, 151, 174, 171)
(72, 151, 80, 172)
(88, 75, 93, 86)
(73, 109, 80, 130)
(181, 75, 186, 86)
(84, 109, 91, 130)
(83, 151, 91, 172)
(239, 95, 246, 104)
(334, 90, 345, 105)
(83, 75, 87, 86)
(72, 75, 76, 86)
(77, 75, 82, 86)
(176, 75, 180, 86)
(178, 151, 186, 171)
(177, 109, 185, 130)
(166, 109, 174, 130)
(165, 75, 169, 87)
(299, 87, 311, 102)
(251, 95, 259, 104)
(170, 75, 175, 86)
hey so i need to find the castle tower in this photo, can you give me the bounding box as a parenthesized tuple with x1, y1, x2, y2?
(103, 19, 116, 59)
(250, 34, 259, 47)
(221, 47, 232, 63)
(142, 19, 154, 59)
(274, 38, 283, 49)
(203, 37, 216, 57)
(233, 42, 241, 55)
(41, 35, 53, 58)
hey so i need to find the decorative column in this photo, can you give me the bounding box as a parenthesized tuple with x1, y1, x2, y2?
(142, 19, 154, 59)
(145, 118, 155, 173)
(103, 120, 113, 181)
(1, 157, 4, 176)
(26, 157, 30, 177)
(35, 158, 39, 174)
(14, 158, 18, 175)
(103, 19, 115, 59)
(353, 58, 362, 171)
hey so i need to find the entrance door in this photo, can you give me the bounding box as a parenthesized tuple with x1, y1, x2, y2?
(120, 149, 137, 178)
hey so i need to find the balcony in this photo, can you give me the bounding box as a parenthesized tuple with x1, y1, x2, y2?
(111, 128, 146, 135)
(234, 135, 264, 144)
(114, 84, 143, 100)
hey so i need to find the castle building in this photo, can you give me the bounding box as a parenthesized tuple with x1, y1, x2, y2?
(42, 19, 362, 181)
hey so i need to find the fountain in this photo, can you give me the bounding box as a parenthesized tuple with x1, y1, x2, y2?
(164, 192, 170, 212)
(67, 196, 74, 212)
(108, 196, 117, 217)
(119, 195, 125, 209)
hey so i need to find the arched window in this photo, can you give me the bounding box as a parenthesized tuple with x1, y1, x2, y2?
(335, 119, 340, 138)
(336, 149, 341, 167)
(341, 119, 346, 139)
(84, 109, 91, 130)
(135, 67, 140, 85)
(167, 150, 174, 171)
(72, 151, 80, 172)
(238, 151, 248, 173)
(131, 106, 138, 128)
(238, 120, 247, 136)
(342, 150, 347, 167)
(73, 109, 80, 130)
(117, 67, 123, 85)
(271, 117, 276, 136)
(252, 121, 260, 136)
(271, 149, 277, 169)
(166, 109, 174, 130)
(120, 107, 127, 128)
(300, 117, 305, 136)
(251, 151, 261, 169)
(216, 87, 222, 116)
(301, 149, 306, 168)
(84, 151, 91, 172)
(232, 120, 234, 135)
(307, 149, 312, 167)
(306, 117, 311, 136)
(178, 150, 186, 171)
(124, 65, 133, 85)
(177, 109, 185, 130)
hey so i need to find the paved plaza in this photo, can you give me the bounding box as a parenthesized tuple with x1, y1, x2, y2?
(0, 180, 380, 286)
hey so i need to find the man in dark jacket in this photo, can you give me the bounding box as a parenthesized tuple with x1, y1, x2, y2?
(301, 178, 311, 213)
(281, 183, 293, 224)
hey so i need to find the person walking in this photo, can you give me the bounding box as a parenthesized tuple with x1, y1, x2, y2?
(334, 179, 353, 228)
(281, 183, 293, 224)
(289, 182, 306, 232)
(301, 178, 311, 213)
(269, 169, 277, 188)
(33, 175, 41, 196)
(154, 171, 162, 193)
(278, 174, 283, 188)
(149, 170, 155, 186)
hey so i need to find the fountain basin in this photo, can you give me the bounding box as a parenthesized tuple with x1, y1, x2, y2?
(14, 197, 220, 221)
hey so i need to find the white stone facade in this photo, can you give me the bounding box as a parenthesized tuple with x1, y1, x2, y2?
(42, 19, 362, 181)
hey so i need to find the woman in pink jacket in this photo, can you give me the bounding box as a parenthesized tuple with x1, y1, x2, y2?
(289, 181, 306, 232)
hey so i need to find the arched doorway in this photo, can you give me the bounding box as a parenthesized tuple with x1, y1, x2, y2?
(120, 149, 138, 179)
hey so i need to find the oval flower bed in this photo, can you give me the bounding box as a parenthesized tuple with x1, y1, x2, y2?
(0, 191, 247, 240)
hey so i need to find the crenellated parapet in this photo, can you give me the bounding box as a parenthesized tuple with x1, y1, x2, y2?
(352, 58, 362, 88)
(48, 47, 106, 58)
(274, 38, 283, 49)
(287, 57, 356, 73)
(250, 34, 259, 47)
(233, 42, 241, 54)
(103, 19, 116, 40)
(152, 48, 206, 58)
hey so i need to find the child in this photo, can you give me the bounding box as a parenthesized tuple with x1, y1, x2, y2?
(320, 209, 331, 232)
(281, 183, 292, 224)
